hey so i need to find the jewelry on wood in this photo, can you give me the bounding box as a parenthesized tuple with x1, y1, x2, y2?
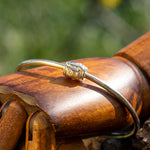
(17, 59, 140, 138)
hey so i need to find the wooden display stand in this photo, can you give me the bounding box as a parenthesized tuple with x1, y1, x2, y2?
(0, 32, 150, 150)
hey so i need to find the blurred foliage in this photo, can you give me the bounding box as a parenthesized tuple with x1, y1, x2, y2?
(0, 0, 149, 75)
(101, 0, 121, 8)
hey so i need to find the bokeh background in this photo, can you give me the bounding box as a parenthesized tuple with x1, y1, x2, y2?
(0, 0, 149, 75)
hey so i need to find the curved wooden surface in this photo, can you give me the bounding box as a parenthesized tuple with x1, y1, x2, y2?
(116, 31, 150, 81)
(115, 31, 150, 118)
(0, 58, 143, 138)
(0, 101, 27, 150)
(0, 32, 149, 140)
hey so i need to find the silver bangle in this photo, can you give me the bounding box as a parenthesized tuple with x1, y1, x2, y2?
(17, 59, 140, 138)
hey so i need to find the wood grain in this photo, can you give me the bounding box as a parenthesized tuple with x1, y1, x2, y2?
(0, 32, 149, 150)
(115, 31, 150, 118)
(0, 57, 143, 138)
(116, 31, 150, 82)
(0, 101, 27, 150)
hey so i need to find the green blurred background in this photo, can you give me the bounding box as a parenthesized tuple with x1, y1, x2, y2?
(0, 0, 149, 75)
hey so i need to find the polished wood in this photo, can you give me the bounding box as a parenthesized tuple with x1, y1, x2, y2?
(0, 91, 56, 150)
(116, 31, 150, 81)
(115, 31, 150, 117)
(0, 101, 27, 150)
(0, 32, 149, 149)
(0, 57, 143, 138)
(25, 111, 55, 150)
(56, 138, 86, 150)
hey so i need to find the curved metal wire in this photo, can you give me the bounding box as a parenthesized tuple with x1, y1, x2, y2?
(17, 59, 140, 138)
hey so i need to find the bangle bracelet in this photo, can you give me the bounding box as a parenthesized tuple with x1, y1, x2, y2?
(17, 59, 140, 138)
